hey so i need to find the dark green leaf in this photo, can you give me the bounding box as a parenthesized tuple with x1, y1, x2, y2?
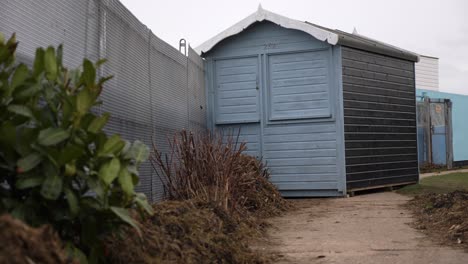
(14, 127, 37, 156)
(33, 48, 45, 77)
(65, 243, 88, 264)
(64, 188, 79, 217)
(57, 144, 84, 165)
(127, 165, 139, 177)
(16, 174, 44, 189)
(110, 207, 141, 236)
(87, 112, 110, 133)
(61, 96, 74, 126)
(6, 33, 16, 46)
(40, 173, 62, 200)
(118, 167, 134, 196)
(99, 134, 125, 157)
(17, 153, 42, 172)
(7, 104, 34, 119)
(125, 140, 149, 165)
(15, 82, 41, 99)
(76, 88, 92, 114)
(0, 121, 16, 146)
(37, 128, 70, 146)
(11, 205, 27, 221)
(82, 59, 96, 87)
(44, 46, 57, 81)
(99, 158, 120, 185)
(95, 58, 107, 68)
(56, 44, 63, 67)
(10, 64, 29, 92)
(0, 32, 4, 44)
(80, 197, 102, 211)
(135, 193, 154, 215)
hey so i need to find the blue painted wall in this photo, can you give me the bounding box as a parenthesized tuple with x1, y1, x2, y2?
(204, 21, 346, 196)
(416, 89, 468, 162)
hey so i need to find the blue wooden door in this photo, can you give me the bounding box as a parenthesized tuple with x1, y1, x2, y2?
(430, 102, 447, 165)
(214, 56, 261, 157)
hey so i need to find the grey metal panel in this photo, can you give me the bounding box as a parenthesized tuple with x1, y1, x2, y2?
(100, 0, 153, 197)
(342, 47, 419, 190)
(0, 0, 90, 67)
(188, 47, 207, 132)
(0, 0, 207, 201)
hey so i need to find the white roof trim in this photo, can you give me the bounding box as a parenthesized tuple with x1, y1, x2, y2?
(195, 5, 339, 55)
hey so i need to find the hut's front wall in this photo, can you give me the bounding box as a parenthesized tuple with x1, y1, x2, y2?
(205, 22, 347, 196)
(341, 47, 419, 190)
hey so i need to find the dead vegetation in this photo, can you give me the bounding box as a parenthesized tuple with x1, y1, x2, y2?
(107, 130, 290, 263)
(0, 214, 74, 264)
(106, 200, 270, 263)
(407, 190, 468, 250)
(151, 130, 289, 219)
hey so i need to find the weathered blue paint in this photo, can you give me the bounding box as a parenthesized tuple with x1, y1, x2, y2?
(416, 89, 468, 162)
(204, 21, 346, 196)
(432, 125, 447, 164)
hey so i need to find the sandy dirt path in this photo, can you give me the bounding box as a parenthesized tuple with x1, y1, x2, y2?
(258, 192, 468, 264)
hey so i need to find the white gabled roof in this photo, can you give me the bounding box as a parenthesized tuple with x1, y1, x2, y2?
(196, 5, 420, 62)
(195, 5, 339, 55)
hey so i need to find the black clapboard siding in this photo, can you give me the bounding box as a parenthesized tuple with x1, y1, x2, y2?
(347, 168, 418, 181)
(342, 47, 419, 190)
(346, 147, 417, 157)
(344, 117, 416, 127)
(345, 140, 417, 149)
(346, 153, 418, 165)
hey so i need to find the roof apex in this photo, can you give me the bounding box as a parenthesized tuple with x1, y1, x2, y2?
(195, 7, 339, 55)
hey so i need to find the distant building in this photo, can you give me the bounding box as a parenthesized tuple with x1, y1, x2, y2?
(415, 54, 468, 167)
(415, 55, 439, 91)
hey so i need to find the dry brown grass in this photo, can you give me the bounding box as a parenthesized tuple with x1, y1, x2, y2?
(107, 130, 290, 263)
(106, 200, 271, 264)
(151, 130, 289, 219)
(0, 214, 75, 264)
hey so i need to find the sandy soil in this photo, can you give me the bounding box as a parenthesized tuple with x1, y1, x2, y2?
(257, 192, 468, 264)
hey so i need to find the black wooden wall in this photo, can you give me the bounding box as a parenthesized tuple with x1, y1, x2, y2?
(341, 47, 419, 190)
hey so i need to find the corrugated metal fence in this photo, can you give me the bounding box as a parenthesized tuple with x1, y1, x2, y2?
(0, 0, 207, 201)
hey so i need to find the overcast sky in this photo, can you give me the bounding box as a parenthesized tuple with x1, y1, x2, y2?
(120, 0, 468, 94)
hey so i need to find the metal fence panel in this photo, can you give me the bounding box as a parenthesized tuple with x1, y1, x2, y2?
(188, 47, 207, 132)
(0, 0, 206, 201)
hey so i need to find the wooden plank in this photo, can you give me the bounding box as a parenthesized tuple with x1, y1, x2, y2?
(343, 91, 415, 106)
(347, 181, 417, 192)
(343, 83, 415, 99)
(343, 100, 415, 113)
(345, 153, 418, 165)
(344, 109, 415, 119)
(343, 67, 414, 86)
(343, 75, 413, 92)
(346, 168, 419, 181)
(346, 160, 418, 174)
(347, 176, 418, 190)
(344, 116, 416, 127)
(345, 140, 417, 149)
(274, 181, 338, 190)
(342, 47, 414, 71)
(344, 125, 416, 133)
(342, 58, 414, 78)
(344, 133, 417, 141)
(345, 147, 417, 156)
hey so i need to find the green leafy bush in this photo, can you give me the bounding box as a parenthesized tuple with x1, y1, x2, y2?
(0, 33, 153, 262)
